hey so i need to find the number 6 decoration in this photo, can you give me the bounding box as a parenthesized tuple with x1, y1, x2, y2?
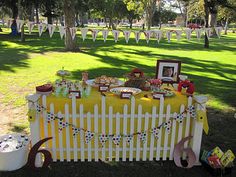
(27, 137, 53, 169)
(173, 136, 196, 168)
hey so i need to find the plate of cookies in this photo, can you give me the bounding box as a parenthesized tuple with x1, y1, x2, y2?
(86, 75, 124, 88)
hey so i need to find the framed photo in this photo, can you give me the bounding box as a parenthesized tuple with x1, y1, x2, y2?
(156, 60, 181, 83)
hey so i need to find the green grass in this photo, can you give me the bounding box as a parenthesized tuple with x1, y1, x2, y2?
(0, 27, 236, 111)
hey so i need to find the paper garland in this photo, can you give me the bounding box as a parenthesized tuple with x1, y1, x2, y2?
(102, 30, 109, 42)
(134, 31, 141, 43)
(175, 30, 182, 41)
(195, 29, 202, 41)
(144, 30, 151, 44)
(27, 22, 34, 34)
(48, 24, 56, 38)
(70, 27, 77, 40)
(215, 27, 223, 38)
(81, 28, 88, 41)
(59, 26, 66, 39)
(166, 31, 172, 43)
(32, 102, 198, 146)
(91, 29, 99, 42)
(123, 30, 131, 43)
(154, 30, 162, 43)
(205, 28, 211, 39)
(185, 28, 192, 41)
(112, 30, 120, 43)
(7, 18, 13, 28)
(16, 20, 24, 32)
(38, 23, 46, 37)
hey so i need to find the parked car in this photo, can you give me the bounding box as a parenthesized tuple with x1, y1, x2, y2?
(187, 23, 202, 29)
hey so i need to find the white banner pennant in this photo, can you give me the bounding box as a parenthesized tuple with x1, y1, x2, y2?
(59, 26, 66, 39)
(195, 29, 202, 41)
(185, 28, 192, 41)
(7, 18, 13, 28)
(91, 29, 99, 42)
(48, 24, 56, 38)
(166, 31, 172, 43)
(134, 31, 141, 43)
(215, 27, 223, 38)
(38, 23, 46, 37)
(27, 22, 34, 34)
(81, 28, 88, 41)
(16, 20, 24, 32)
(123, 30, 131, 43)
(102, 30, 109, 42)
(154, 30, 162, 43)
(175, 30, 182, 41)
(112, 30, 120, 43)
(69, 27, 77, 40)
(144, 30, 151, 44)
(205, 28, 211, 39)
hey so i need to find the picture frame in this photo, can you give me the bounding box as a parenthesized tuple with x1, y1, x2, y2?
(156, 60, 181, 83)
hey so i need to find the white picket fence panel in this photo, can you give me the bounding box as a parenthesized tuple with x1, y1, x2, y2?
(28, 94, 205, 165)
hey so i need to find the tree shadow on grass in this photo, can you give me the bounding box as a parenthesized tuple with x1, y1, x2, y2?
(71, 51, 236, 108)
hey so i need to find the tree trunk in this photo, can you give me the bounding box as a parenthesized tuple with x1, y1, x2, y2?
(224, 17, 229, 35)
(63, 0, 78, 51)
(12, 1, 18, 19)
(47, 16, 53, 25)
(35, 2, 39, 23)
(204, 0, 209, 48)
(76, 12, 79, 26)
(18, 0, 25, 42)
(29, 5, 34, 21)
(209, 13, 217, 27)
(129, 19, 133, 29)
(21, 24, 25, 42)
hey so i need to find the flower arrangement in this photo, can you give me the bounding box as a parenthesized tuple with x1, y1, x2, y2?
(149, 79, 162, 92)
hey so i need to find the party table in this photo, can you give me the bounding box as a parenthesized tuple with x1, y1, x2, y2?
(27, 87, 208, 165)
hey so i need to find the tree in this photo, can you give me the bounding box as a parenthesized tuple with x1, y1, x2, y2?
(63, 0, 78, 51)
(142, 0, 158, 29)
(124, 0, 143, 29)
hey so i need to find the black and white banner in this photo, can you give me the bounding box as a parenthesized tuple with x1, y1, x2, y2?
(81, 28, 88, 41)
(48, 24, 56, 38)
(185, 29, 192, 41)
(59, 26, 66, 39)
(16, 20, 24, 32)
(27, 22, 35, 34)
(134, 31, 141, 43)
(144, 30, 151, 44)
(215, 27, 223, 38)
(91, 29, 99, 42)
(166, 31, 172, 43)
(195, 29, 202, 41)
(176, 30, 182, 41)
(112, 30, 120, 43)
(70, 27, 77, 40)
(102, 30, 109, 42)
(123, 30, 131, 43)
(38, 23, 47, 37)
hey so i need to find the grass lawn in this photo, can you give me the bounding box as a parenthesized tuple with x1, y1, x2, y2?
(0, 27, 236, 176)
(0, 27, 236, 134)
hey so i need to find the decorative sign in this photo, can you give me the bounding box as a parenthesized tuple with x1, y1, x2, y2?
(99, 85, 109, 92)
(173, 136, 196, 168)
(27, 137, 52, 169)
(153, 93, 164, 99)
(120, 92, 132, 99)
(69, 91, 81, 99)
